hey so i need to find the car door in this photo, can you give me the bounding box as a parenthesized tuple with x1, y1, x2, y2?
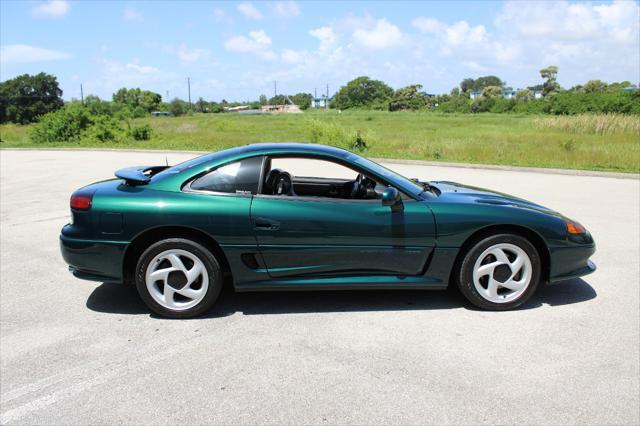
(250, 189, 436, 278)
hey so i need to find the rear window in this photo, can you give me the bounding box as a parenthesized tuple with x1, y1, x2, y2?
(189, 156, 263, 194)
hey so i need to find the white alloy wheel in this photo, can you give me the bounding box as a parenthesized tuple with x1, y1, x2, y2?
(472, 243, 532, 304)
(145, 249, 209, 311)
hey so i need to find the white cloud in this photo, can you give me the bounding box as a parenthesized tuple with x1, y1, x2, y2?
(445, 21, 488, 46)
(273, 1, 300, 18)
(123, 6, 143, 22)
(493, 0, 639, 76)
(309, 26, 337, 52)
(124, 63, 159, 74)
(353, 19, 403, 50)
(412, 17, 445, 34)
(224, 30, 276, 60)
(31, 0, 69, 18)
(281, 48, 307, 64)
(237, 2, 263, 20)
(176, 44, 212, 63)
(0, 44, 71, 64)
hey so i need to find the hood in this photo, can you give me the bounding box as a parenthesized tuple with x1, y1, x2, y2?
(428, 180, 561, 216)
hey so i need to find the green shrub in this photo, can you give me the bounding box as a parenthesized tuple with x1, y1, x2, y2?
(306, 119, 375, 151)
(437, 96, 472, 113)
(30, 104, 93, 143)
(85, 115, 124, 142)
(130, 124, 152, 141)
(489, 98, 516, 113)
(349, 131, 368, 151)
(470, 97, 496, 113)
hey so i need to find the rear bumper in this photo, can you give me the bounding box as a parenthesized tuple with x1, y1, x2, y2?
(549, 243, 596, 284)
(60, 234, 127, 283)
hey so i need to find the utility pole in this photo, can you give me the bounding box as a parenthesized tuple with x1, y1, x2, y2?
(274, 81, 278, 99)
(187, 77, 192, 110)
(80, 84, 84, 104)
(314, 87, 317, 109)
(325, 83, 329, 110)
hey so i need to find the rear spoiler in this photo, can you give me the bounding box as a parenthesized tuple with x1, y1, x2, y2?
(115, 165, 169, 185)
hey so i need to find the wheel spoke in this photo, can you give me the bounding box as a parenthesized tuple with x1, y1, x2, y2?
(489, 247, 510, 264)
(176, 287, 202, 300)
(185, 262, 204, 285)
(500, 278, 526, 291)
(163, 287, 176, 308)
(486, 277, 499, 299)
(165, 254, 187, 272)
(148, 267, 176, 282)
(510, 254, 525, 276)
(476, 261, 501, 277)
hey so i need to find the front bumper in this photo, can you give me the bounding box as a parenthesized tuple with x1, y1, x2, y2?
(60, 234, 128, 283)
(548, 243, 597, 284)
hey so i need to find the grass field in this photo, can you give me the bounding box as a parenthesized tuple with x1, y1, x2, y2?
(1, 110, 638, 173)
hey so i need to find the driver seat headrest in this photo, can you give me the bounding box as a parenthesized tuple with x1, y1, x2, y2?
(264, 168, 283, 194)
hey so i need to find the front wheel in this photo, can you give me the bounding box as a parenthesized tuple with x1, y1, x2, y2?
(455, 234, 541, 310)
(135, 238, 223, 318)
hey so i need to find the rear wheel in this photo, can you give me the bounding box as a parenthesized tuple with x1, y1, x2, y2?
(455, 234, 541, 310)
(135, 238, 222, 318)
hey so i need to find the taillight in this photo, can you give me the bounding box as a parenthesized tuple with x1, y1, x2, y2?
(70, 189, 94, 210)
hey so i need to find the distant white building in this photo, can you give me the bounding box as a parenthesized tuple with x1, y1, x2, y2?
(312, 96, 333, 108)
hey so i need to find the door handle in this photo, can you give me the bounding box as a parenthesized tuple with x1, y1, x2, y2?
(254, 217, 280, 230)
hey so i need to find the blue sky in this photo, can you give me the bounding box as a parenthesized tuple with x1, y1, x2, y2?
(1, 0, 638, 101)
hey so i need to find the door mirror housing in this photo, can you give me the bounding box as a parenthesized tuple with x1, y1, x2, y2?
(382, 187, 403, 211)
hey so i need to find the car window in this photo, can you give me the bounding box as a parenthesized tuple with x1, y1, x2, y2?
(270, 157, 357, 180)
(190, 156, 263, 194)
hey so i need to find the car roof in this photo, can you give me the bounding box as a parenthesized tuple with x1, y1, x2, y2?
(237, 142, 352, 158)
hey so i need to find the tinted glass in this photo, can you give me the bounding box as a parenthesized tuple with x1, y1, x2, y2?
(190, 156, 262, 194)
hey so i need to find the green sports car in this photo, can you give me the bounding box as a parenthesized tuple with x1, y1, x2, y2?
(60, 143, 596, 318)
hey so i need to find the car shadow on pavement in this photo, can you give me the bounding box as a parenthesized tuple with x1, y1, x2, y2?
(86, 278, 596, 318)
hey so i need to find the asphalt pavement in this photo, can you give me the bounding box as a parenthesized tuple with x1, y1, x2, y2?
(1, 149, 638, 425)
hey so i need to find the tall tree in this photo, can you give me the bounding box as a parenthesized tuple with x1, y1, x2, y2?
(540, 66, 560, 96)
(0, 73, 64, 124)
(195, 97, 209, 112)
(459, 76, 504, 93)
(112, 88, 162, 112)
(333, 76, 394, 109)
(291, 93, 313, 110)
(582, 80, 608, 93)
(389, 84, 427, 111)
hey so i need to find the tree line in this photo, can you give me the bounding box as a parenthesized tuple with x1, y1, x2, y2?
(332, 67, 638, 114)
(1, 66, 638, 129)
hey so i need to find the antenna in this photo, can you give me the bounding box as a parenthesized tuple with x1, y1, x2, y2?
(165, 156, 169, 166)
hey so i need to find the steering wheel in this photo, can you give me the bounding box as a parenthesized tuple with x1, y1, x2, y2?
(274, 171, 294, 196)
(350, 173, 369, 199)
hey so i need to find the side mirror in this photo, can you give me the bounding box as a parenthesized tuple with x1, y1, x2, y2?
(382, 187, 403, 211)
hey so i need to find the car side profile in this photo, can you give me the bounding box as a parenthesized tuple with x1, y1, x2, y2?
(60, 143, 596, 318)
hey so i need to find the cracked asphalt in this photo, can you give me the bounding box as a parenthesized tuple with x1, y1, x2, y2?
(1, 149, 638, 424)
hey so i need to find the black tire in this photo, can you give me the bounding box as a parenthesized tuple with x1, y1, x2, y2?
(135, 238, 223, 318)
(455, 234, 541, 311)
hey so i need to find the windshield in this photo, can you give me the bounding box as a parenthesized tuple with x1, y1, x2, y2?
(347, 154, 424, 194)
